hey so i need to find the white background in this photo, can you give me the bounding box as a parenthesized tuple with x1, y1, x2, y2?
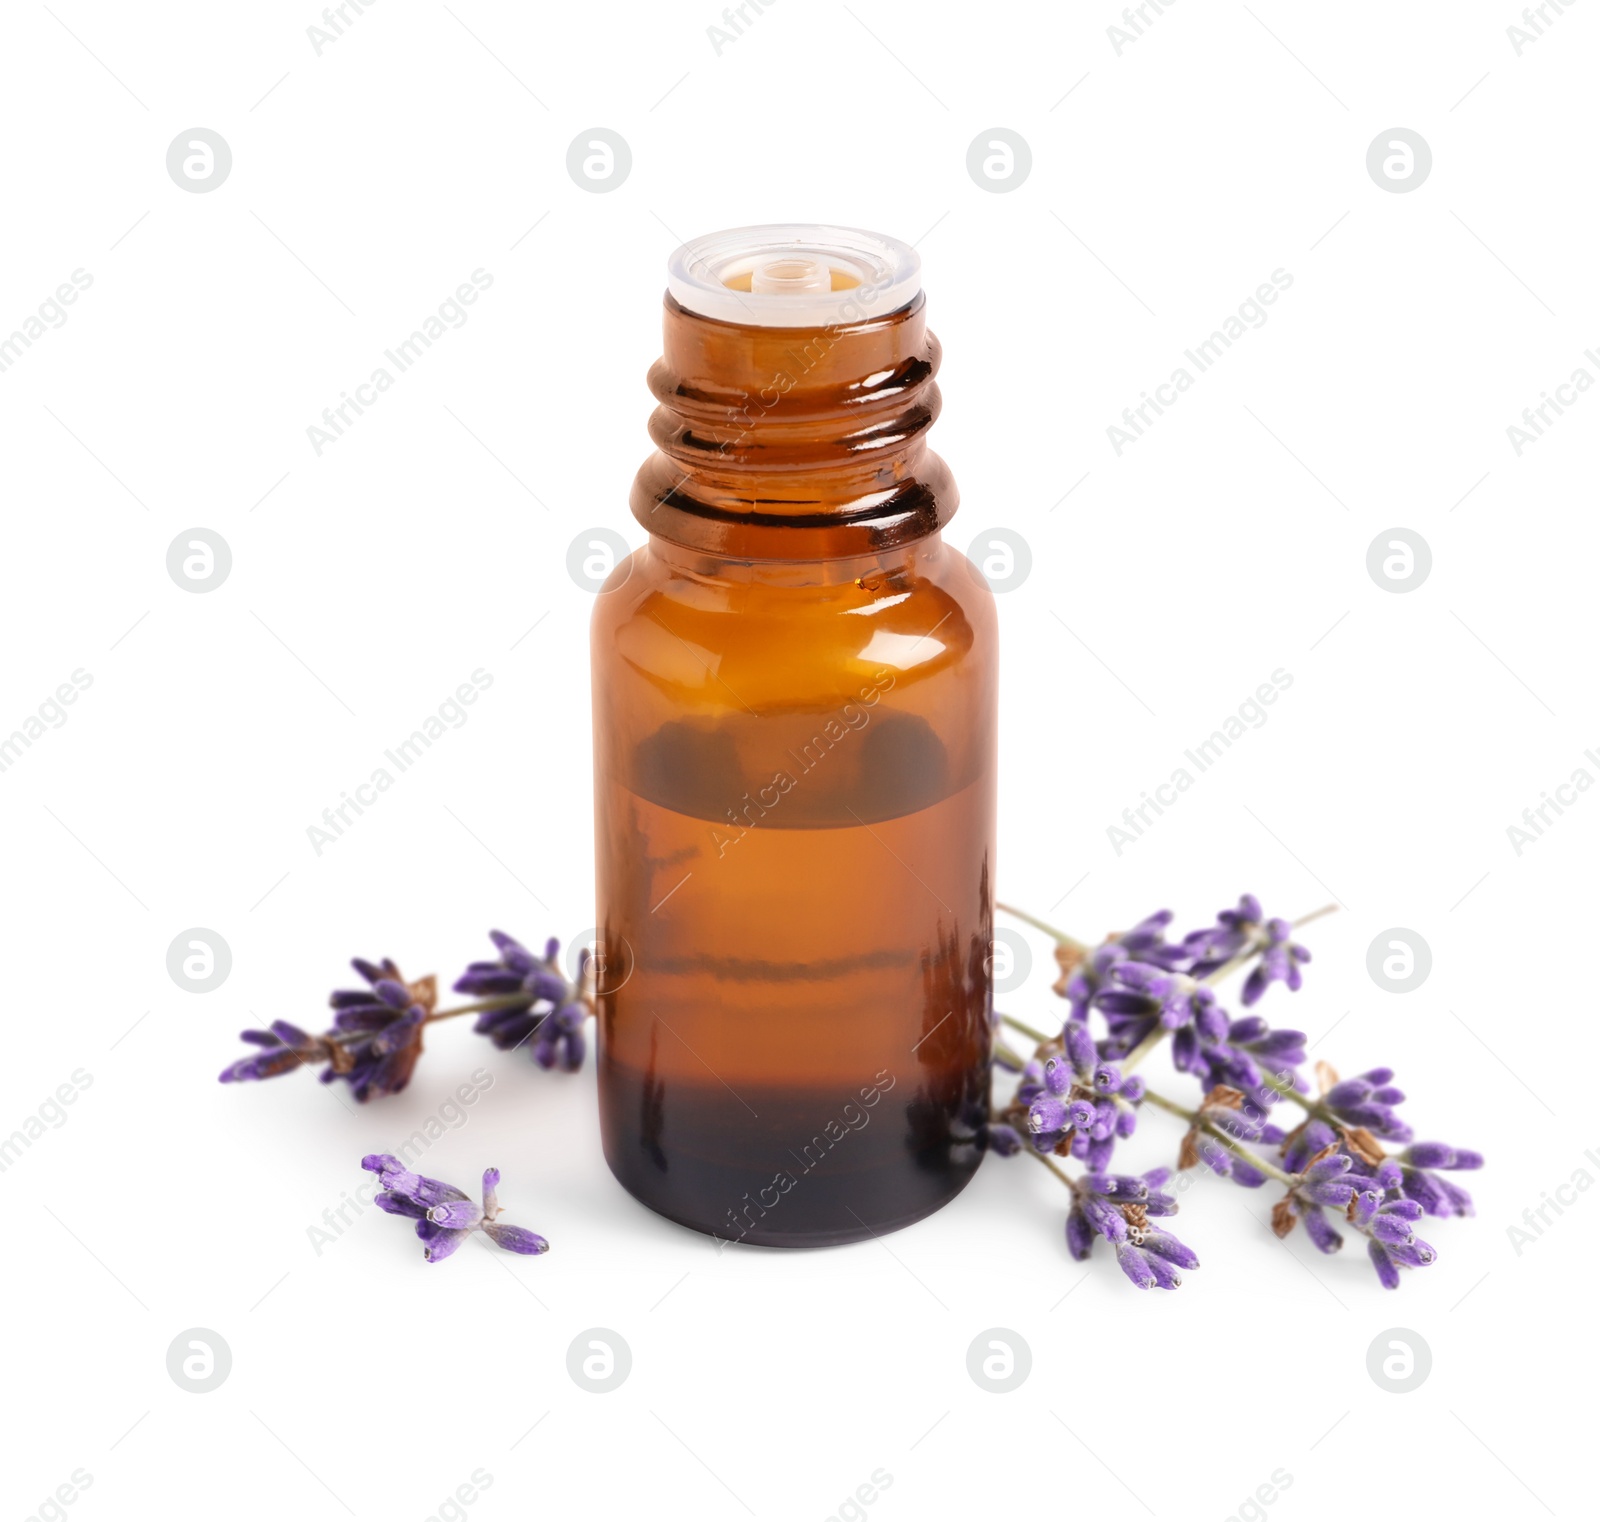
(1, 2, 1593, 1518)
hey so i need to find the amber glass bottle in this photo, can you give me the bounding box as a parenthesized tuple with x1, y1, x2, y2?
(590, 226, 997, 1247)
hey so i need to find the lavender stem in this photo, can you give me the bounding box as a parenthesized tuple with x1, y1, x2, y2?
(1140, 1087, 1299, 1187)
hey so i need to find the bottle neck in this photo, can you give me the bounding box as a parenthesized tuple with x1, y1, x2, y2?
(630, 294, 957, 561)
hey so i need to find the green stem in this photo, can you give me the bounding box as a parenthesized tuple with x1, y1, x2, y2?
(424, 995, 552, 1025)
(994, 1036, 1029, 1071)
(1291, 904, 1340, 933)
(1025, 1147, 1080, 1192)
(996, 902, 1092, 957)
(1000, 1012, 1052, 1045)
(1141, 1087, 1299, 1187)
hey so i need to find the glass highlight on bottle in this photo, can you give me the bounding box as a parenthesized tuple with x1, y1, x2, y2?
(590, 226, 997, 1247)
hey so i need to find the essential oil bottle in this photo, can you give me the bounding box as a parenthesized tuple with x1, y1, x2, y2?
(590, 226, 997, 1247)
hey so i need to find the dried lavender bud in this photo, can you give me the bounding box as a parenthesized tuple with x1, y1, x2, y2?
(362, 1157, 549, 1264)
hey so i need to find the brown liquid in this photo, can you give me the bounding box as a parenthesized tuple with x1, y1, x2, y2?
(591, 284, 997, 1245)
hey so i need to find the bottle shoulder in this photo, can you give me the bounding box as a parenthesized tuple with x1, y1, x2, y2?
(591, 539, 996, 712)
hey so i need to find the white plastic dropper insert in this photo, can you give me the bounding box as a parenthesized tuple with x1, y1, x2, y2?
(666, 224, 921, 328)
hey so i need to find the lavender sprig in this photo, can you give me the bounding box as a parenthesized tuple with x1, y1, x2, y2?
(995, 894, 1480, 1293)
(218, 933, 596, 1101)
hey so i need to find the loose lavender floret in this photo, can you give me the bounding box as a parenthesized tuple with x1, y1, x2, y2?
(456, 931, 592, 1071)
(362, 1155, 549, 1263)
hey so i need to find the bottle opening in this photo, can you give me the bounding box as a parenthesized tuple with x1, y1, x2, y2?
(667, 224, 921, 328)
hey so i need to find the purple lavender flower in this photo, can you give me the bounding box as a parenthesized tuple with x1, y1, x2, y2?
(1367, 1231, 1437, 1289)
(362, 1155, 549, 1263)
(954, 1093, 1025, 1158)
(1095, 963, 1229, 1058)
(322, 959, 431, 1100)
(1396, 1141, 1483, 1218)
(1024, 1021, 1141, 1167)
(1241, 918, 1310, 1006)
(455, 931, 592, 1072)
(1173, 1019, 1302, 1125)
(1322, 1068, 1413, 1143)
(1181, 896, 1312, 998)
(1182, 893, 1266, 974)
(219, 956, 431, 1101)
(1064, 1166, 1194, 1290)
(1060, 942, 1122, 1023)
(218, 1020, 335, 1084)
(1280, 1118, 1340, 1173)
(1110, 909, 1191, 971)
(1058, 910, 1184, 1020)
(981, 1120, 1024, 1157)
(1270, 1133, 1445, 1287)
